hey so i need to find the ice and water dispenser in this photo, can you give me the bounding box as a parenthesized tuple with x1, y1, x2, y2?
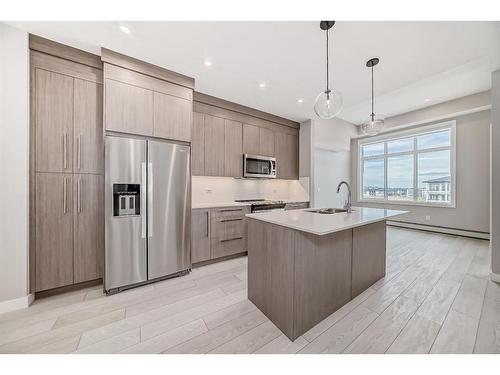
(113, 184, 141, 217)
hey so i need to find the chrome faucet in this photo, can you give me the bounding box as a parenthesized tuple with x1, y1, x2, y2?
(336, 181, 352, 213)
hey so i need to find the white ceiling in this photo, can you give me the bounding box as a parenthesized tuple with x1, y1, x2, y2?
(9, 21, 500, 124)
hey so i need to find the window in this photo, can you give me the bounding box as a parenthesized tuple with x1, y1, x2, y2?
(359, 121, 455, 206)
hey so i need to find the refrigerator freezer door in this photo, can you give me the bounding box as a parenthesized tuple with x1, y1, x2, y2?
(105, 136, 147, 291)
(147, 140, 191, 280)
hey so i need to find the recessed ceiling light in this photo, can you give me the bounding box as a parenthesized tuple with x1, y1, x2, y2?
(259, 82, 266, 88)
(424, 98, 431, 102)
(119, 25, 131, 35)
(203, 59, 212, 67)
(297, 99, 304, 104)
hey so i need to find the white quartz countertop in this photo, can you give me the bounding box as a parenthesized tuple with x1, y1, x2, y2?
(246, 206, 407, 235)
(192, 200, 309, 209)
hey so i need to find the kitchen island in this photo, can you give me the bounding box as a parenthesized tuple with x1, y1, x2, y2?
(246, 207, 406, 341)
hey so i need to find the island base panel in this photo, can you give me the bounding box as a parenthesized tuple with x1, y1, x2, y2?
(247, 217, 387, 341)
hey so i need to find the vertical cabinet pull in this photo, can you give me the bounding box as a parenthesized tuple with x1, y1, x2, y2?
(77, 135, 82, 170)
(62, 134, 67, 169)
(206, 211, 209, 237)
(63, 176, 67, 214)
(77, 177, 82, 213)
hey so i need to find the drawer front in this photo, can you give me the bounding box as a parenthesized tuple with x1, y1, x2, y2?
(212, 206, 250, 218)
(212, 216, 247, 240)
(212, 236, 247, 259)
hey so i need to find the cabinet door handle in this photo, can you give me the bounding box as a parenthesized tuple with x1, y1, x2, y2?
(219, 208, 243, 213)
(221, 236, 243, 243)
(77, 177, 82, 213)
(206, 211, 210, 237)
(63, 176, 67, 214)
(220, 218, 243, 223)
(62, 134, 67, 169)
(77, 135, 82, 170)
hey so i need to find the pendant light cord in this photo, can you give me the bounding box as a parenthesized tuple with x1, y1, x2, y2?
(326, 28, 330, 93)
(371, 64, 375, 121)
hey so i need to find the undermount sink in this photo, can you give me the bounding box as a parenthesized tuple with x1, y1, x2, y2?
(306, 208, 350, 214)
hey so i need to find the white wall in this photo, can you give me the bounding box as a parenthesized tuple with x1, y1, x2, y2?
(310, 117, 358, 208)
(491, 70, 500, 278)
(351, 103, 491, 234)
(0, 23, 30, 308)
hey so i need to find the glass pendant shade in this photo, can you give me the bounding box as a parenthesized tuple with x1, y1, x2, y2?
(314, 89, 343, 119)
(361, 115, 385, 136)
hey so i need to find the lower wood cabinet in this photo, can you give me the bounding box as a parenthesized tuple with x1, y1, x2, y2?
(73, 174, 104, 283)
(191, 208, 211, 263)
(35, 173, 74, 291)
(35, 172, 104, 292)
(191, 206, 249, 264)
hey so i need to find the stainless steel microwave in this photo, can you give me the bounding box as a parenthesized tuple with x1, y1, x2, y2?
(243, 154, 277, 178)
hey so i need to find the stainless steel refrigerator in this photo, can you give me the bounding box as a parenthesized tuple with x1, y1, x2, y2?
(104, 135, 191, 294)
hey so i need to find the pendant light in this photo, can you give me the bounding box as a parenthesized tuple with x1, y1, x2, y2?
(314, 21, 343, 119)
(361, 58, 385, 136)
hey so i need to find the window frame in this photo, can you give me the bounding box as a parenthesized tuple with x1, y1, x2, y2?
(358, 120, 456, 208)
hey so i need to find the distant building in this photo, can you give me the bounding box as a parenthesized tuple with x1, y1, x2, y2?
(423, 176, 451, 202)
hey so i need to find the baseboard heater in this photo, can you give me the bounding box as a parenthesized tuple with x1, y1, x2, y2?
(386, 220, 490, 240)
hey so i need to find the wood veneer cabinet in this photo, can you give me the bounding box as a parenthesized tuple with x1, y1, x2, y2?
(30, 35, 105, 293)
(35, 173, 74, 291)
(104, 79, 154, 136)
(191, 112, 205, 175)
(73, 174, 104, 283)
(102, 49, 194, 142)
(224, 119, 243, 177)
(34, 69, 74, 173)
(275, 132, 298, 179)
(191, 206, 249, 264)
(74, 79, 104, 174)
(192, 93, 299, 179)
(203, 114, 225, 176)
(191, 208, 211, 263)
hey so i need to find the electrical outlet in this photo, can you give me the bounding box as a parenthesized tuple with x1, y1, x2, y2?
(425, 215, 431, 221)
(205, 189, 212, 194)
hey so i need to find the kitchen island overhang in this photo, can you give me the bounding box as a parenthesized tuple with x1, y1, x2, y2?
(246, 207, 407, 341)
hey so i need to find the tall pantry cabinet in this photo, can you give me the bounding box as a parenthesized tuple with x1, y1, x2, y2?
(29, 35, 104, 293)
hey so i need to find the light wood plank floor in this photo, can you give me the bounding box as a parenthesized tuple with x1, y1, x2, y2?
(0, 227, 498, 354)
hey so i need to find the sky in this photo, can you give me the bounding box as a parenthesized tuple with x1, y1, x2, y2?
(362, 130, 451, 189)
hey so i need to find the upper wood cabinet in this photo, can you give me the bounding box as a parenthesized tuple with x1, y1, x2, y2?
(35, 69, 74, 173)
(153, 92, 192, 142)
(191, 112, 205, 176)
(224, 120, 243, 177)
(275, 132, 299, 179)
(259, 127, 275, 157)
(102, 50, 194, 142)
(203, 114, 225, 176)
(242, 124, 260, 155)
(192, 93, 300, 179)
(104, 79, 154, 136)
(73, 79, 104, 174)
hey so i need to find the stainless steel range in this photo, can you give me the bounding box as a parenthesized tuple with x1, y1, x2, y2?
(234, 199, 286, 213)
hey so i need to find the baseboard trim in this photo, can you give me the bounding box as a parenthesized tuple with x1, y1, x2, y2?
(490, 272, 500, 283)
(0, 293, 33, 314)
(387, 221, 490, 240)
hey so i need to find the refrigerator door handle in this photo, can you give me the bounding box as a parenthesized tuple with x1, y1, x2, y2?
(147, 162, 153, 238)
(141, 162, 147, 238)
